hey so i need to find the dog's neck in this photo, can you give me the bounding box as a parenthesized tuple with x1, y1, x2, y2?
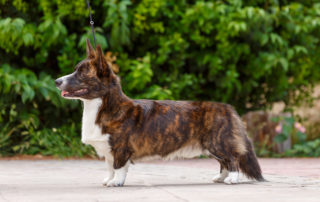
(101, 84, 132, 115)
(81, 87, 131, 136)
(81, 75, 133, 136)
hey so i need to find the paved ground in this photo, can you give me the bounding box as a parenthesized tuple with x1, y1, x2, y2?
(0, 158, 319, 202)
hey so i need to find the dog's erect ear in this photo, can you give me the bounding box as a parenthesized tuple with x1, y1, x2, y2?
(86, 38, 95, 58)
(96, 45, 112, 77)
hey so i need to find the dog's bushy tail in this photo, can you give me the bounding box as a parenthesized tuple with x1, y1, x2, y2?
(239, 139, 265, 182)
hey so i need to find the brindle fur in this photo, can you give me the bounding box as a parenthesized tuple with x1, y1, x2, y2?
(57, 39, 264, 182)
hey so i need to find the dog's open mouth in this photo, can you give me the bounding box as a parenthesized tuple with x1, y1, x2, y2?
(61, 89, 88, 97)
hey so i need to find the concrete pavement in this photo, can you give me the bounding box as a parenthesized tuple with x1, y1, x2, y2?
(0, 158, 319, 202)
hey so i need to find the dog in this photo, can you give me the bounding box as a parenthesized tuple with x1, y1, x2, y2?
(55, 39, 264, 187)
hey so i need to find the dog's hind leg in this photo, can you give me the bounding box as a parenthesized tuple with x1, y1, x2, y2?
(212, 162, 229, 183)
(205, 127, 242, 184)
(223, 157, 240, 184)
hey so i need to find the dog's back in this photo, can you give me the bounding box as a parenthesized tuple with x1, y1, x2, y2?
(102, 99, 264, 183)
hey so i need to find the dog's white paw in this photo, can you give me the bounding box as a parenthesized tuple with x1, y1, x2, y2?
(106, 179, 125, 187)
(212, 169, 228, 183)
(105, 164, 128, 187)
(212, 174, 226, 183)
(223, 172, 239, 184)
(102, 170, 115, 186)
(102, 176, 113, 186)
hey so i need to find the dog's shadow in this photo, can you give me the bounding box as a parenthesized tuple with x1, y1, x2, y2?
(119, 181, 258, 188)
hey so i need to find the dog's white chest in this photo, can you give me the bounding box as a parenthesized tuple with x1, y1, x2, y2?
(81, 98, 111, 157)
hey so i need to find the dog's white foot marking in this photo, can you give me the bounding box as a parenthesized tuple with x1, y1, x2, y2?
(102, 172, 114, 186)
(223, 172, 239, 184)
(102, 158, 115, 186)
(212, 169, 229, 183)
(106, 163, 129, 187)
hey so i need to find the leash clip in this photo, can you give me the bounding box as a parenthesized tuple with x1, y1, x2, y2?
(86, 0, 97, 49)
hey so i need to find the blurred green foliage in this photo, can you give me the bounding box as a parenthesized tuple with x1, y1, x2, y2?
(256, 115, 318, 157)
(1, 0, 320, 157)
(285, 139, 320, 157)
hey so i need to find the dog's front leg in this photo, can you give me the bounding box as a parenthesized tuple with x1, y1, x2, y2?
(106, 151, 131, 187)
(102, 155, 114, 186)
(106, 161, 130, 187)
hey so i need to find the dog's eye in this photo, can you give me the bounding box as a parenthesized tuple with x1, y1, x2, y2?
(74, 61, 89, 74)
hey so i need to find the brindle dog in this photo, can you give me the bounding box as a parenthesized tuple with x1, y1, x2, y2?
(55, 39, 264, 187)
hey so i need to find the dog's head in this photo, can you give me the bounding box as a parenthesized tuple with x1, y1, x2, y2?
(55, 39, 118, 100)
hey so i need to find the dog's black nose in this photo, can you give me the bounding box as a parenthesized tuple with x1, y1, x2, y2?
(55, 79, 62, 87)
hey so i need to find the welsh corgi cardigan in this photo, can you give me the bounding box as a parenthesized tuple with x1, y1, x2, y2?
(55, 39, 264, 187)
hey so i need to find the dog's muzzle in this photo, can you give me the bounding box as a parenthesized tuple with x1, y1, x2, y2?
(55, 79, 62, 87)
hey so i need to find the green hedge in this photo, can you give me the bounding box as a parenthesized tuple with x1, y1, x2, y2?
(1, 0, 320, 157)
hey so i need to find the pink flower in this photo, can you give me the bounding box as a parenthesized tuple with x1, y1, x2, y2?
(294, 122, 306, 133)
(294, 122, 301, 129)
(300, 127, 306, 133)
(275, 124, 282, 134)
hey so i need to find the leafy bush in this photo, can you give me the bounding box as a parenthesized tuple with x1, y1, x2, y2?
(27, 124, 96, 158)
(1, 0, 320, 157)
(0, 64, 95, 157)
(251, 114, 320, 157)
(285, 139, 320, 157)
